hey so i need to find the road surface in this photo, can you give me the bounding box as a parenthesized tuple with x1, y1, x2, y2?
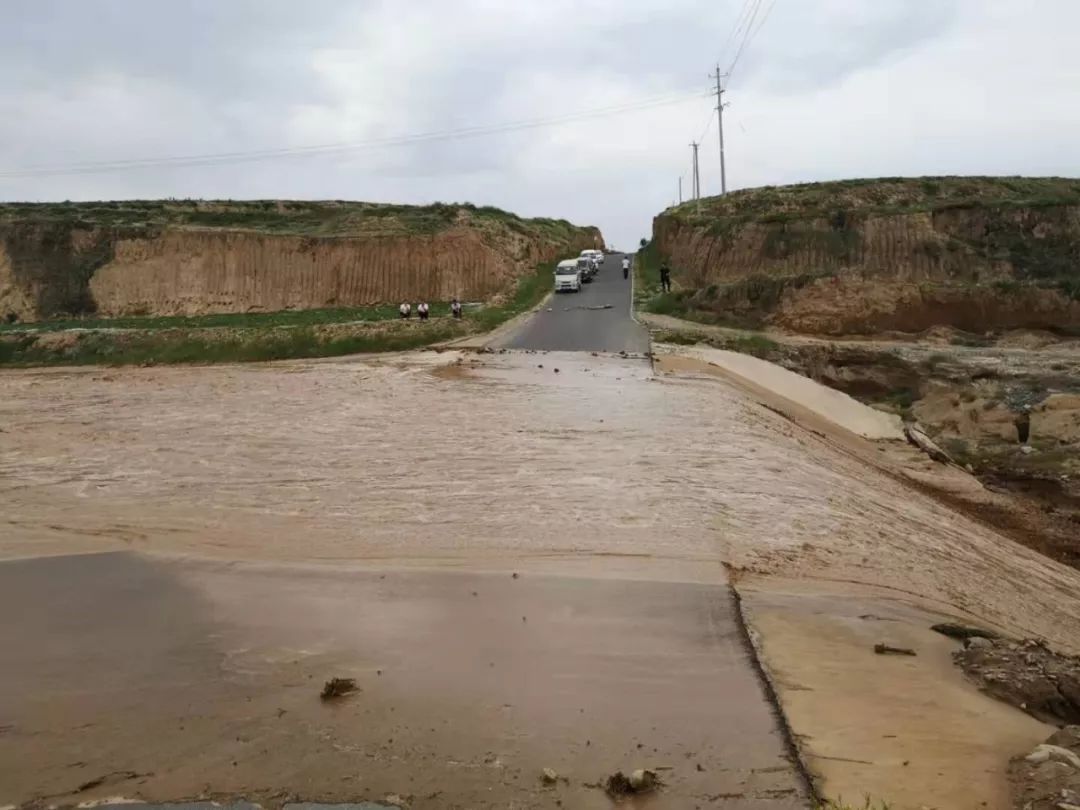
(495, 252, 651, 353)
(0, 342, 809, 807)
(0, 552, 807, 809)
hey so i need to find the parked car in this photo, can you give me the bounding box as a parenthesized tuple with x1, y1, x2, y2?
(579, 250, 603, 276)
(576, 256, 595, 281)
(554, 259, 582, 293)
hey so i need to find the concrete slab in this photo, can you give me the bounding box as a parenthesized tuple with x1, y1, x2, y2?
(0, 552, 807, 809)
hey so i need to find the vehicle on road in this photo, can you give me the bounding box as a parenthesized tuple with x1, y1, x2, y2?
(576, 256, 596, 282)
(554, 259, 583, 293)
(580, 250, 604, 274)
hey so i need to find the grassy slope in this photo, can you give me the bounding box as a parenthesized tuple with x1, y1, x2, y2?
(664, 176, 1080, 226)
(0, 199, 587, 240)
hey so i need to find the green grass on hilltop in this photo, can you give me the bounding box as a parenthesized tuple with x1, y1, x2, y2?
(667, 176, 1080, 225)
(0, 198, 590, 240)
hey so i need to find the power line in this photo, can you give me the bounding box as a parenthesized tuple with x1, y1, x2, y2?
(696, 106, 715, 144)
(727, 0, 766, 76)
(731, 0, 778, 77)
(0, 90, 708, 179)
(716, 0, 760, 69)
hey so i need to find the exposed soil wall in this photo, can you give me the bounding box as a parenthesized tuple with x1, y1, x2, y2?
(0, 205, 601, 321)
(651, 178, 1080, 336)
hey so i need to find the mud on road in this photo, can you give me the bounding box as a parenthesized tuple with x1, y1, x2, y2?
(3, 350, 1080, 808)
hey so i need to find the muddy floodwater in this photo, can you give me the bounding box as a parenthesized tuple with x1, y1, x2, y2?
(3, 350, 1080, 808)
(2, 350, 1078, 642)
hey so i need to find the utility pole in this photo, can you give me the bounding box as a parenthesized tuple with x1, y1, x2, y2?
(710, 64, 728, 195)
(690, 142, 701, 199)
(678, 176, 683, 205)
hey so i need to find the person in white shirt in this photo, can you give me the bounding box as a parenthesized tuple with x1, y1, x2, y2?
(451, 298, 463, 319)
(622, 256, 631, 279)
(399, 302, 411, 319)
(418, 302, 430, 321)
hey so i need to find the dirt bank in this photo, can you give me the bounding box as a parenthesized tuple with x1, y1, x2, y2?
(649, 177, 1080, 337)
(0, 201, 602, 322)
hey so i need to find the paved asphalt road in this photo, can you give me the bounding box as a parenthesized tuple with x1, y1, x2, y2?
(495, 252, 651, 353)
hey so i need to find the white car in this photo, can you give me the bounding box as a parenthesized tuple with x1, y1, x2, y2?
(554, 259, 582, 293)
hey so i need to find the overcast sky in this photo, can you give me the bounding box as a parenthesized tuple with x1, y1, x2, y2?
(1, 0, 1078, 248)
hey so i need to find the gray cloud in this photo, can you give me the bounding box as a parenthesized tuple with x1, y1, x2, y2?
(1, 0, 1078, 248)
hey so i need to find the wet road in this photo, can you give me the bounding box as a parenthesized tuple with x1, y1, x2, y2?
(495, 252, 650, 353)
(0, 552, 806, 809)
(0, 352, 816, 808)
(11, 346, 1072, 807)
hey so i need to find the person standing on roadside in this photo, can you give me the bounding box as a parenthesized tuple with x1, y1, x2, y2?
(622, 255, 630, 280)
(451, 298, 463, 319)
(399, 301, 411, 319)
(418, 302, 430, 321)
(659, 263, 672, 293)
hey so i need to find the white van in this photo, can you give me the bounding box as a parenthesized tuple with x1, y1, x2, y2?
(554, 259, 582, 293)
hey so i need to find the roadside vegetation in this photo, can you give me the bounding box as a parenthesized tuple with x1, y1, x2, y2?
(468, 260, 556, 332)
(0, 321, 464, 368)
(652, 326, 780, 359)
(0, 305, 412, 334)
(636, 237, 807, 331)
(0, 261, 560, 368)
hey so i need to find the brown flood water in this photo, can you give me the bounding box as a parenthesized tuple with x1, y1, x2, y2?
(1, 350, 1078, 643)
(3, 350, 1080, 809)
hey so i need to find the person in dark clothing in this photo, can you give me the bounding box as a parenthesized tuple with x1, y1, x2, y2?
(451, 298, 463, 319)
(659, 263, 672, 293)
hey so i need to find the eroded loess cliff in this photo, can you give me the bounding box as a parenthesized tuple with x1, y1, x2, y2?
(652, 177, 1080, 336)
(0, 200, 602, 321)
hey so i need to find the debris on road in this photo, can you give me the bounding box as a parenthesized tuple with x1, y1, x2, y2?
(541, 767, 559, 785)
(874, 644, 917, 656)
(904, 423, 953, 464)
(954, 637, 1080, 725)
(603, 768, 660, 798)
(1010, 727, 1080, 810)
(76, 770, 143, 793)
(320, 677, 358, 700)
(1025, 743, 1080, 769)
(931, 623, 1001, 641)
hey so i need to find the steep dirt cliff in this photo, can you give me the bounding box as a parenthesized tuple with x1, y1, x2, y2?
(0, 200, 602, 321)
(651, 177, 1080, 336)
